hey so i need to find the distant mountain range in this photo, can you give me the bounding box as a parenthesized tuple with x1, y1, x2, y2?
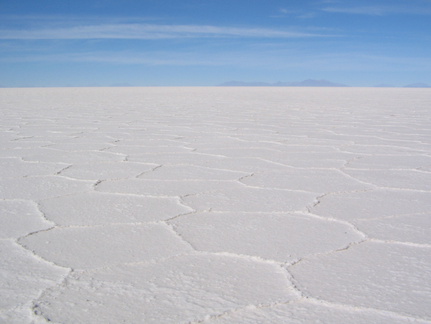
(403, 83, 431, 88)
(1, 80, 430, 88)
(218, 79, 431, 88)
(218, 79, 348, 87)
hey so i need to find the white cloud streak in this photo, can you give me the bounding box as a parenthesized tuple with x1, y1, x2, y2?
(0, 23, 325, 40)
(323, 6, 390, 15)
(322, 5, 431, 15)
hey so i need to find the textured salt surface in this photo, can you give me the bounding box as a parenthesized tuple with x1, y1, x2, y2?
(0, 87, 430, 323)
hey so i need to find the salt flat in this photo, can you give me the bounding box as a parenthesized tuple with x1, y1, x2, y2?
(1, 87, 430, 323)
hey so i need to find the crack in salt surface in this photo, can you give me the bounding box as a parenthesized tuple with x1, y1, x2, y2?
(13, 231, 73, 322)
(164, 202, 197, 222)
(163, 221, 200, 252)
(235, 178, 321, 195)
(54, 164, 73, 175)
(368, 238, 431, 249)
(236, 172, 255, 183)
(31, 268, 73, 323)
(297, 210, 368, 240)
(135, 164, 163, 177)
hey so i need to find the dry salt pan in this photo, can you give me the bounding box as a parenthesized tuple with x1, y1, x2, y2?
(1, 87, 430, 323)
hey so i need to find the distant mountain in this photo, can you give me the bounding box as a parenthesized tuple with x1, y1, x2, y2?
(288, 79, 348, 87)
(218, 79, 348, 87)
(373, 83, 396, 88)
(403, 83, 430, 88)
(218, 81, 272, 87)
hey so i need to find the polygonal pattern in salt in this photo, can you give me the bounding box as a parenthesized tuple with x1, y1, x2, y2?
(34, 254, 297, 323)
(19, 223, 192, 269)
(311, 189, 431, 221)
(58, 161, 158, 180)
(171, 212, 364, 262)
(0, 157, 66, 178)
(183, 186, 317, 213)
(240, 169, 374, 193)
(290, 241, 431, 319)
(1, 87, 430, 323)
(342, 169, 431, 191)
(39, 192, 193, 226)
(0, 240, 68, 310)
(0, 176, 94, 200)
(354, 213, 431, 245)
(137, 164, 249, 181)
(0, 200, 53, 239)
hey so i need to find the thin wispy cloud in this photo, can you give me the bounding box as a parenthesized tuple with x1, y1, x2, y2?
(279, 9, 292, 15)
(0, 14, 161, 29)
(322, 5, 431, 16)
(0, 23, 326, 40)
(0, 51, 224, 66)
(272, 8, 317, 19)
(323, 6, 389, 15)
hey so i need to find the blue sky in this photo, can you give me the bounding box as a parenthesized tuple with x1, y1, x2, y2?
(0, 0, 430, 87)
